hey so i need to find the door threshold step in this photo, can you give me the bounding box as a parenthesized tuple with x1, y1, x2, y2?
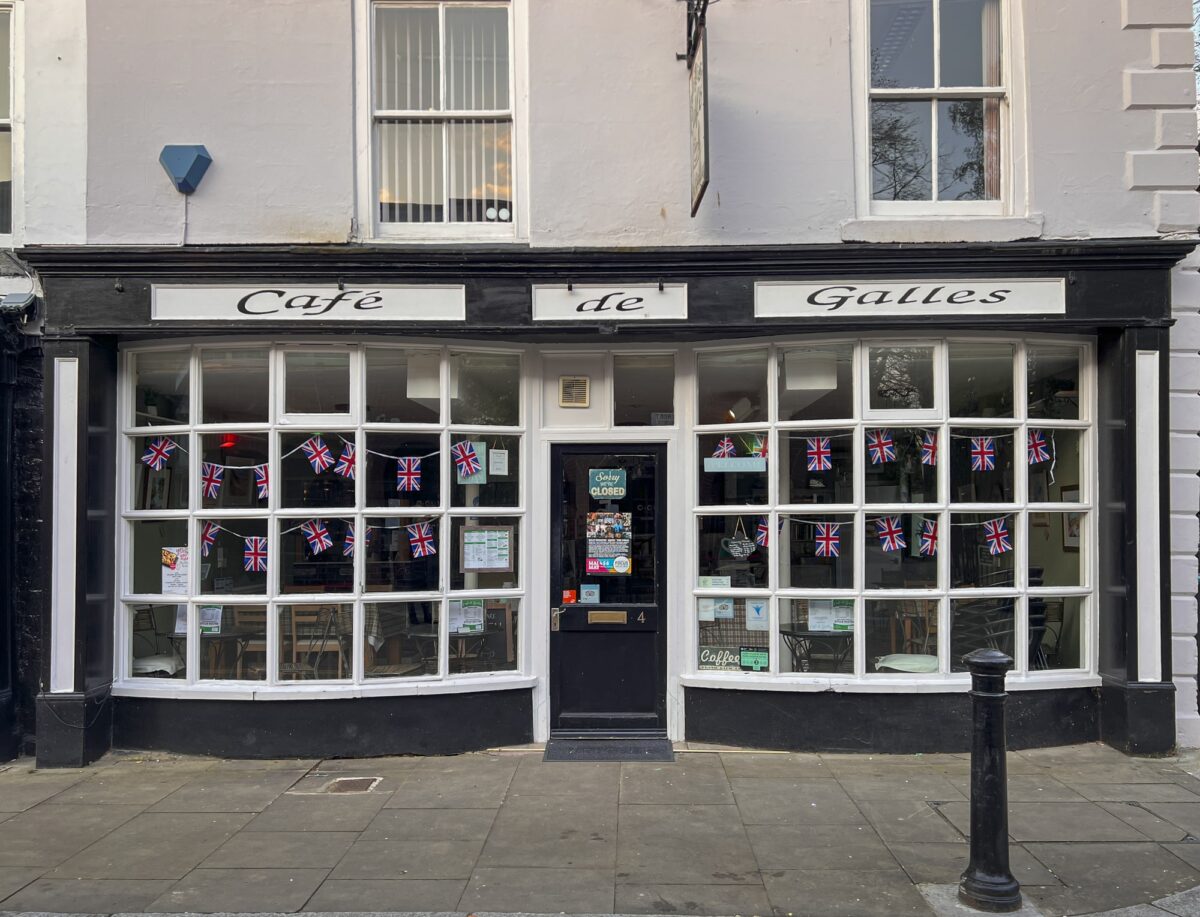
(543, 736, 674, 762)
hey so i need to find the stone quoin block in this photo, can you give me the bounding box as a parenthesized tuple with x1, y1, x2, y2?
(1122, 0, 1193, 27)
(1157, 110, 1198, 149)
(1169, 313, 1200, 349)
(1173, 635, 1198, 676)
(1170, 393, 1200, 425)
(1124, 69, 1197, 109)
(1169, 350, 1200, 388)
(1172, 265, 1200, 304)
(1171, 554, 1199, 593)
(1168, 471, 1199, 512)
(1127, 150, 1200, 189)
(1169, 432, 1200, 471)
(1170, 513, 1199, 554)
(1172, 596, 1198, 634)
(1155, 191, 1200, 233)
(1152, 29, 1196, 67)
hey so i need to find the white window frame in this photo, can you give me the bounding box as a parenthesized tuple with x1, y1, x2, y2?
(354, 0, 528, 243)
(0, 2, 18, 246)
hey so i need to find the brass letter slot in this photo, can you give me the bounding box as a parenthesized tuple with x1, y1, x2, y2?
(588, 610, 628, 625)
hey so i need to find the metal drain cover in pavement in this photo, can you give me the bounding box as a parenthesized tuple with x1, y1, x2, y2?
(321, 776, 381, 793)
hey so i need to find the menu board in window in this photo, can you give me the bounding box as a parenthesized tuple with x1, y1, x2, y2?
(460, 525, 513, 573)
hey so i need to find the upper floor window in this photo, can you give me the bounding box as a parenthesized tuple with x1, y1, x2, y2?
(0, 6, 12, 235)
(371, 2, 514, 233)
(868, 0, 1004, 212)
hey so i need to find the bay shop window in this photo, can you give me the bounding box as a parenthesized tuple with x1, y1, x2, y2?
(120, 345, 525, 689)
(693, 339, 1091, 681)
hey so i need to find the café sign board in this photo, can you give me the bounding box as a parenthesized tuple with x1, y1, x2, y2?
(151, 284, 466, 321)
(532, 284, 688, 322)
(755, 278, 1066, 319)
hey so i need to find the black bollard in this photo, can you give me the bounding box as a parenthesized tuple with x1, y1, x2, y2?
(958, 648, 1022, 913)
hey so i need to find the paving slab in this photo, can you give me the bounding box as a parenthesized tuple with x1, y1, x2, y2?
(746, 823, 896, 871)
(360, 807, 497, 842)
(0, 772, 90, 812)
(719, 752, 834, 780)
(0, 866, 42, 901)
(459, 866, 615, 913)
(0, 803, 144, 867)
(43, 770, 196, 807)
(619, 758, 733, 805)
(1154, 885, 1200, 916)
(938, 801, 1152, 842)
(761, 866, 935, 916)
(1099, 802, 1189, 842)
(615, 881, 773, 915)
(885, 842, 1058, 886)
(1023, 843, 1200, 916)
(857, 800, 964, 844)
(616, 804, 758, 886)
(839, 774, 966, 802)
(507, 758, 620, 798)
(1145, 804, 1200, 837)
(945, 774, 1087, 803)
(314, 756, 420, 776)
(148, 866, 329, 913)
(1073, 784, 1200, 803)
(302, 878, 468, 911)
(384, 756, 516, 810)
(149, 770, 310, 814)
(917, 883, 1045, 917)
(201, 831, 358, 869)
(243, 791, 389, 833)
(479, 795, 617, 869)
(732, 779, 866, 826)
(328, 839, 484, 880)
(0, 877, 176, 913)
(1165, 843, 1200, 872)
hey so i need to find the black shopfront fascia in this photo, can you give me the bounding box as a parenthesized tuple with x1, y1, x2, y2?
(14, 238, 1189, 764)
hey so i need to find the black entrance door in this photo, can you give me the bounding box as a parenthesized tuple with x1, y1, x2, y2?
(550, 444, 667, 735)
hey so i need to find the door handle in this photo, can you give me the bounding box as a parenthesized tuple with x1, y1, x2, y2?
(550, 607, 563, 632)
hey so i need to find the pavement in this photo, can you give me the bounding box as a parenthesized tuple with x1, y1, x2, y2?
(1, 743, 1200, 917)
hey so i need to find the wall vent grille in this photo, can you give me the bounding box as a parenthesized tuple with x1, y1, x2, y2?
(559, 375, 591, 408)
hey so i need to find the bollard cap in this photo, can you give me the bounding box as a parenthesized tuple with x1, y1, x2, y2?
(962, 647, 1013, 675)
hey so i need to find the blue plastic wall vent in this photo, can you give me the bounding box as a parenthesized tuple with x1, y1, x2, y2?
(159, 144, 212, 194)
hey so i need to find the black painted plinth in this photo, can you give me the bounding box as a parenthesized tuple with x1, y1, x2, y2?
(0, 688, 18, 762)
(1100, 678, 1176, 756)
(35, 689, 113, 768)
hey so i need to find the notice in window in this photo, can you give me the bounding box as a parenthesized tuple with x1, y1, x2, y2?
(808, 599, 854, 632)
(161, 546, 190, 594)
(745, 599, 769, 631)
(460, 525, 513, 573)
(198, 605, 222, 635)
(585, 512, 632, 575)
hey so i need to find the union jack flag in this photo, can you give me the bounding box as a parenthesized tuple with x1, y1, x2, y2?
(756, 517, 770, 547)
(1028, 430, 1051, 465)
(807, 437, 832, 472)
(333, 443, 356, 480)
(343, 523, 373, 558)
(751, 435, 768, 459)
(876, 515, 906, 552)
(866, 429, 896, 465)
(301, 436, 334, 474)
(970, 436, 996, 472)
(243, 536, 268, 573)
(982, 517, 1012, 556)
(713, 436, 736, 459)
(396, 457, 422, 492)
(200, 521, 219, 558)
(919, 518, 938, 557)
(254, 464, 269, 500)
(140, 437, 176, 471)
(451, 441, 481, 477)
(406, 521, 437, 558)
(200, 462, 224, 500)
(920, 431, 938, 466)
(814, 522, 841, 558)
(300, 519, 333, 555)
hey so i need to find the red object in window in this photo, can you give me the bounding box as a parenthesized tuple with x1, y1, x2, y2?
(219, 434, 239, 450)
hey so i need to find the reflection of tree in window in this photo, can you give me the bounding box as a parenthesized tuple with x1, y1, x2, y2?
(871, 98, 931, 201)
(871, 349, 927, 409)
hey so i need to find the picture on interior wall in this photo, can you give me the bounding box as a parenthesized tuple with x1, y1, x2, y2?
(1062, 487, 1081, 550)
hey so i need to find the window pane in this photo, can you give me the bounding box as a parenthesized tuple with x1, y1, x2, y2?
(1029, 513, 1083, 588)
(197, 519, 269, 595)
(614, 355, 675, 426)
(133, 435, 189, 510)
(378, 119, 445, 223)
(284, 352, 350, 414)
(278, 603, 353, 681)
(868, 599, 939, 674)
(865, 513, 938, 589)
(200, 433, 269, 510)
(938, 99, 1000, 202)
(779, 599, 853, 673)
(280, 433, 355, 509)
(280, 519, 354, 594)
(697, 515, 768, 589)
(781, 514, 854, 589)
(949, 343, 1013, 417)
(375, 7, 440, 111)
(451, 434, 520, 507)
(199, 605, 267, 681)
(1028, 346, 1080, 420)
(450, 351, 520, 425)
(450, 516, 520, 590)
(870, 0, 933, 88)
(367, 601, 439, 677)
(951, 513, 1015, 588)
(868, 346, 934, 410)
(1028, 429, 1082, 503)
(699, 432, 769, 506)
(445, 7, 509, 110)
(133, 350, 190, 426)
(697, 350, 768, 425)
(781, 431, 854, 505)
(1033, 596, 1083, 671)
(132, 520, 189, 594)
(864, 427, 939, 503)
(364, 517, 441, 593)
(201, 349, 269, 423)
(366, 433, 441, 509)
(950, 597, 1015, 671)
(0, 129, 11, 236)
(130, 604, 186, 679)
(699, 598, 772, 673)
(871, 100, 932, 201)
(940, 0, 1002, 87)
(366, 349, 441, 423)
(950, 427, 1014, 503)
(448, 119, 513, 223)
(449, 597, 519, 674)
(778, 344, 854, 421)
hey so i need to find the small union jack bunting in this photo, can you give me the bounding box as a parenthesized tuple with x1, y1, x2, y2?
(982, 518, 1012, 556)
(243, 536, 268, 573)
(755, 517, 770, 548)
(254, 464, 269, 500)
(877, 515, 906, 552)
(200, 462, 224, 500)
(300, 519, 333, 555)
(751, 435, 768, 459)
(407, 521, 437, 558)
(451, 441, 482, 477)
(343, 523, 372, 558)
(1028, 430, 1051, 465)
(970, 436, 997, 472)
(713, 436, 736, 459)
(200, 521, 219, 558)
(814, 522, 841, 558)
(919, 518, 938, 557)
(301, 436, 334, 474)
(866, 429, 896, 465)
(140, 437, 177, 471)
(920, 431, 938, 466)
(333, 443, 356, 480)
(396, 457, 422, 492)
(807, 437, 832, 472)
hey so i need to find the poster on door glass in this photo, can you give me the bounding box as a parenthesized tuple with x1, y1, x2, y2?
(585, 512, 632, 575)
(161, 546, 190, 593)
